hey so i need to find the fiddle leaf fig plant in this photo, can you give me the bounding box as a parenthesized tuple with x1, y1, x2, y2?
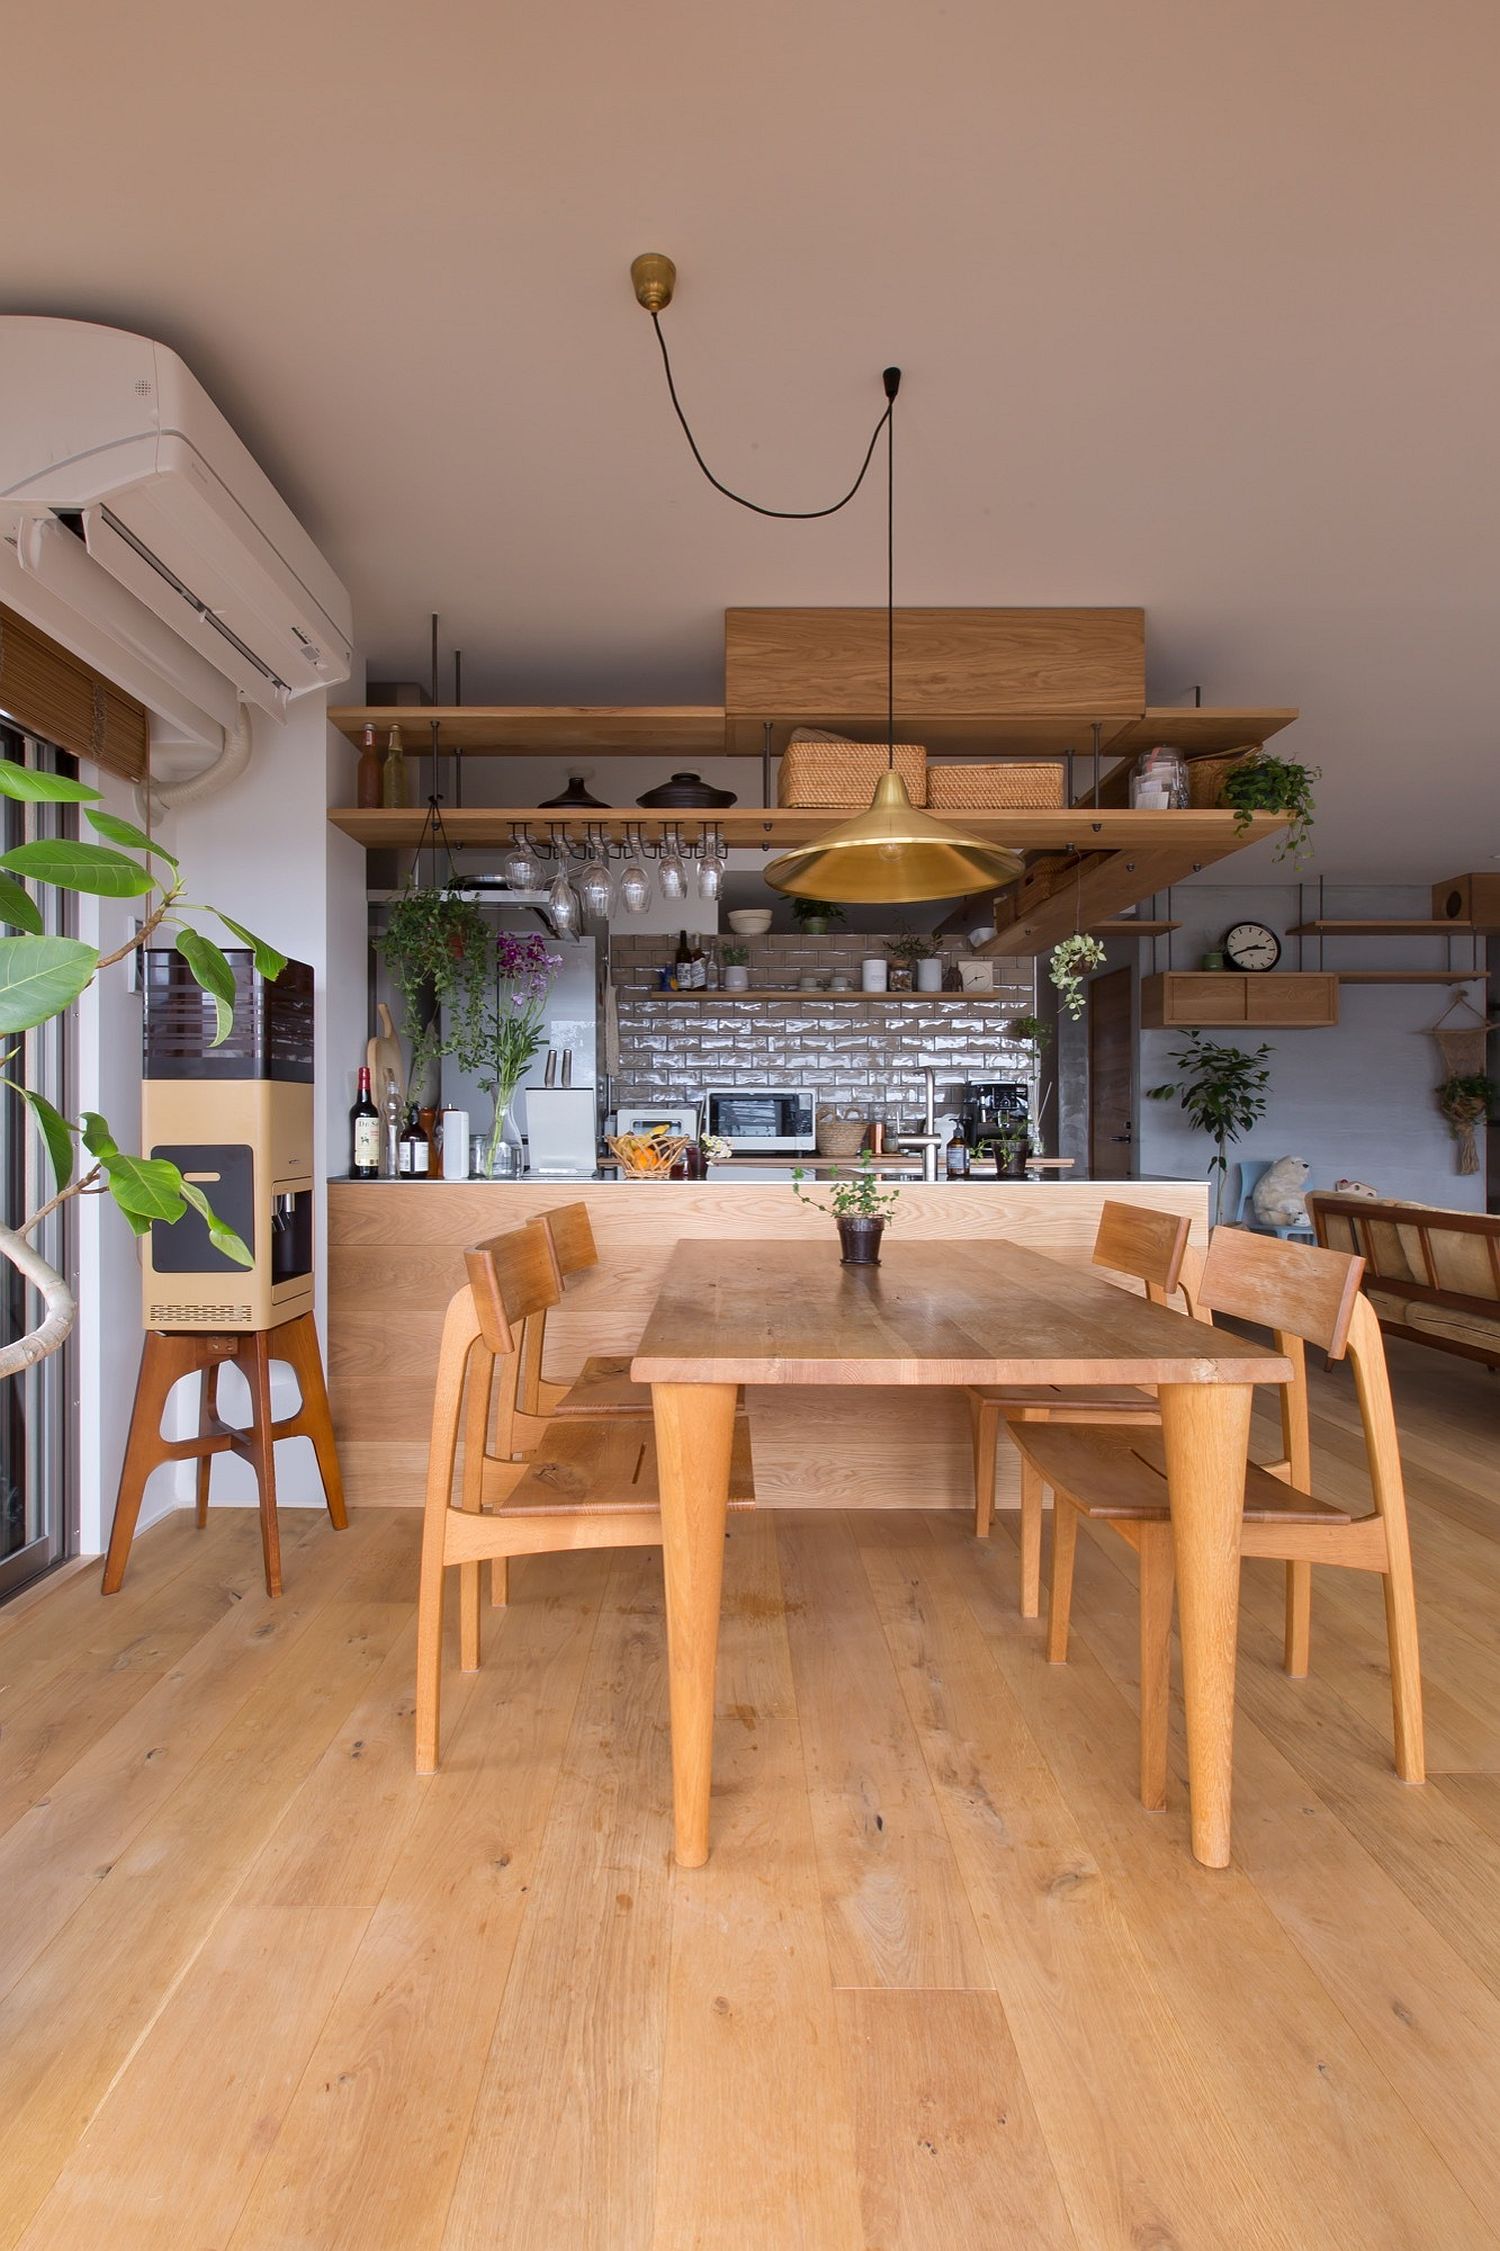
(1049, 932, 1107, 1021)
(1147, 1033, 1273, 1220)
(0, 755, 278, 1382)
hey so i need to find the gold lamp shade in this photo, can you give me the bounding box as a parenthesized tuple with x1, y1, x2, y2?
(764, 768, 1025, 905)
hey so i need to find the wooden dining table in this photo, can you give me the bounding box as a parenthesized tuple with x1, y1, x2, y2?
(632, 1236, 1294, 1872)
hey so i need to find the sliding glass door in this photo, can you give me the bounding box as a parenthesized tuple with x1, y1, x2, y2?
(0, 728, 76, 1597)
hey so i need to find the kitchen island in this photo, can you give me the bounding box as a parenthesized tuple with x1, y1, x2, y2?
(327, 1177, 1208, 1510)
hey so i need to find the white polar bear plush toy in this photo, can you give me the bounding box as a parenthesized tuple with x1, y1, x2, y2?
(1252, 1155, 1310, 1231)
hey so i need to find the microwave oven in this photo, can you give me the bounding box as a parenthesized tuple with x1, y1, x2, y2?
(704, 1086, 816, 1154)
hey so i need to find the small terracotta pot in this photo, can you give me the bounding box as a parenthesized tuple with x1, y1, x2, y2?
(837, 1215, 886, 1266)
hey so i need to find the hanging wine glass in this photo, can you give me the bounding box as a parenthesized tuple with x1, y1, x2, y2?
(619, 827, 652, 914)
(697, 825, 726, 902)
(577, 845, 614, 920)
(503, 827, 540, 889)
(546, 868, 581, 934)
(657, 825, 688, 903)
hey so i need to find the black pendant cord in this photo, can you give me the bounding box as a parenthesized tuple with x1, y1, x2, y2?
(886, 375, 896, 766)
(650, 311, 897, 520)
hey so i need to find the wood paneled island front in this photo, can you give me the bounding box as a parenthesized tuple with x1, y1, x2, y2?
(327, 1178, 1209, 1511)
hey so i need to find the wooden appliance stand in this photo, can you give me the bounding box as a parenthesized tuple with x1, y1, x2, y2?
(102, 1312, 347, 1598)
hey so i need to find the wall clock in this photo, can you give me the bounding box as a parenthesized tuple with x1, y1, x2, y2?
(1222, 921, 1282, 971)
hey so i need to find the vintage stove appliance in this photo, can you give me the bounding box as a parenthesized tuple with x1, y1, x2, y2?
(704, 1085, 816, 1156)
(141, 949, 315, 1330)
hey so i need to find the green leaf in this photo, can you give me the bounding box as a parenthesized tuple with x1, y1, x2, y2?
(109, 1195, 151, 1237)
(0, 760, 99, 805)
(20, 1089, 73, 1190)
(0, 840, 155, 898)
(0, 936, 99, 1033)
(0, 874, 43, 934)
(81, 1110, 119, 1162)
(174, 928, 237, 1048)
(98, 1152, 186, 1224)
(213, 912, 288, 981)
(84, 809, 179, 866)
(179, 1178, 254, 1268)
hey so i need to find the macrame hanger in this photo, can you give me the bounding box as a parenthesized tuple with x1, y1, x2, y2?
(1429, 988, 1489, 1034)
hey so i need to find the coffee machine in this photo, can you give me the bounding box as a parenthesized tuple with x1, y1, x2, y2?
(961, 1077, 1029, 1155)
(140, 949, 315, 1330)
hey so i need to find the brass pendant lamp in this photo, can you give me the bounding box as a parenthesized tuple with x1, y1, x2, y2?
(632, 255, 1024, 904)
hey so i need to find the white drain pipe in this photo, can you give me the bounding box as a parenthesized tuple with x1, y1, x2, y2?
(136, 701, 253, 822)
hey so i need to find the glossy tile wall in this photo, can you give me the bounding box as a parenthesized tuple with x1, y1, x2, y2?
(609, 934, 1033, 1117)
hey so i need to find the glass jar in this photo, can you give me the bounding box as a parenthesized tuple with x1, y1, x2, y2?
(1130, 747, 1188, 810)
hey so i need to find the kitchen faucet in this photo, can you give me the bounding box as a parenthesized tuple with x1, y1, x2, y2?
(897, 1065, 946, 1182)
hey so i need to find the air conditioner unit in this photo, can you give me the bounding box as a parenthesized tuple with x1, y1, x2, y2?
(0, 317, 352, 720)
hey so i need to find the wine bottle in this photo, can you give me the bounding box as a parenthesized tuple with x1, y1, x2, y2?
(945, 1126, 970, 1179)
(355, 723, 382, 810)
(381, 724, 409, 810)
(350, 1066, 380, 1179)
(398, 1103, 430, 1177)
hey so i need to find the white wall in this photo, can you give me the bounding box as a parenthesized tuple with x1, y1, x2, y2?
(1131, 882, 1487, 1211)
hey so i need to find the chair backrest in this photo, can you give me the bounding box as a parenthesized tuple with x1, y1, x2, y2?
(1092, 1201, 1192, 1308)
(1199, 1226, 1364, 1358)
(463, 1221, 563, 1358)
(535, 1202, 601, 1285)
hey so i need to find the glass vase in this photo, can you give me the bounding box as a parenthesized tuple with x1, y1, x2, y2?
(475, 1090, 524, 1179)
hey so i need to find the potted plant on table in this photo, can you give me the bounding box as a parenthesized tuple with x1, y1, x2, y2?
(792, 1152, 901, 1265)
(453, 930, 562, 1177)
(721, 943, 750, 991)
(980, 1117, 1033, 1181)
(1147, 1033, 1273, 1224)
(890, 929, 944, 992)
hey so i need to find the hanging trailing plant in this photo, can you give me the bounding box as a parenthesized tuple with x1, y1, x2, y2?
(1436, 1072, 1495, 1175)
(1006, 1012, 1052, 1051)
(381, 881, 491, 1098)
(1048, 933, 1106, 1021)
(1147, 1033, 1273, 1221)
(1219, 754, 1321, 866)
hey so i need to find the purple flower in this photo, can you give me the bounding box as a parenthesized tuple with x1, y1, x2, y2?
(495, 931, 561, 1000)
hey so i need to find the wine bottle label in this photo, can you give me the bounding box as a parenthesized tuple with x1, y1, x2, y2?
(397, 1140, 413, 1175)
(410, 1142, 429, 1175)
(353, 1118, 381, 1169)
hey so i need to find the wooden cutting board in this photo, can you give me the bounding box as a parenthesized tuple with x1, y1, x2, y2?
(366, 1002, 406, 1106)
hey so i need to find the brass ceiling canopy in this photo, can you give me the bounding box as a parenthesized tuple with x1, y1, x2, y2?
(764, 768, 1023, 904)
(631, 253, 677, 313)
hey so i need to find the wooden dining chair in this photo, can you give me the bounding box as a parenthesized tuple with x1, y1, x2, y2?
(970, 1200, 1196, 1616)
(1013, 1227, 1423, 1811)
(415, 1219, 753, 1772)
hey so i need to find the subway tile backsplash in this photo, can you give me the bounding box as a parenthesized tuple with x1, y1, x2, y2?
(609, 935, 1034, 1116)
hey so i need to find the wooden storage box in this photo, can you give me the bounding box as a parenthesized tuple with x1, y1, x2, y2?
(1141, 972, 1339, 1029)
(927, 760, 1065, 810)
(777, 730, 926, 809)
(1432, 873, 1500, 929)
(727, 607, 1146, 721)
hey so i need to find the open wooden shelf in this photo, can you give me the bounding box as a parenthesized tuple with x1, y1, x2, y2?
(1334, 970, 1484, 986)
(1088, 918, 1181, 937)
(330, 707, 728, 757)
(1289, 918, 1479, 938)
(329, 804, 1288, 855)
(331, 702, 1299, 766)
(620, 988, 1013, 1005)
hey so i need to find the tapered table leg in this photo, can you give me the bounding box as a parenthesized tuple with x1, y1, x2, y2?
(1157, 1381, 1253, 1869)
(652, 1380, 740, 1869)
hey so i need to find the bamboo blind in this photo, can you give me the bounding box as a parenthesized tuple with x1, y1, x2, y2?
(0, 604, 149, 782)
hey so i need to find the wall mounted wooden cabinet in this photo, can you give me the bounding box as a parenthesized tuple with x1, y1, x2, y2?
(1432, 873, 1500, 930)
(1140, 972, 1340, 1029)
(723, 607, 1145, 752)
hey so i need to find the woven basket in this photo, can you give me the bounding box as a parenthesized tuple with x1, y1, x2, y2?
(816, 1115, 868, 1158)
(778, 730, 927, 809)
(1187, 750, 1258, 808)
(927, 760, 1065, 810)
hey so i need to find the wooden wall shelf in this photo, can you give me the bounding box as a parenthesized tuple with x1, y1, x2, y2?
(330, 707, 728, 757)
(329, 804, 1287, 856)
(1289, 918, 1478, 938)
(1088, 918, 1181, 937)
(1141, 972, 1340, 1029)
(620, 989, 1010, 1005)
(1334, 970, 1483, 986)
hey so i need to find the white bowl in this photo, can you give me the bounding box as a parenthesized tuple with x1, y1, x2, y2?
(727, 909, 773, 936)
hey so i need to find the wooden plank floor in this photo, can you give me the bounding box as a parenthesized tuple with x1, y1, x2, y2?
(2, 1335, 1499, 2248)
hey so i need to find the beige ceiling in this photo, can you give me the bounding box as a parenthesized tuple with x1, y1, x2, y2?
(6, 0, 1499, 878)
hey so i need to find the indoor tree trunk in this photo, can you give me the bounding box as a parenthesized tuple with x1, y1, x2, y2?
(0, 1227, 76, 1381)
